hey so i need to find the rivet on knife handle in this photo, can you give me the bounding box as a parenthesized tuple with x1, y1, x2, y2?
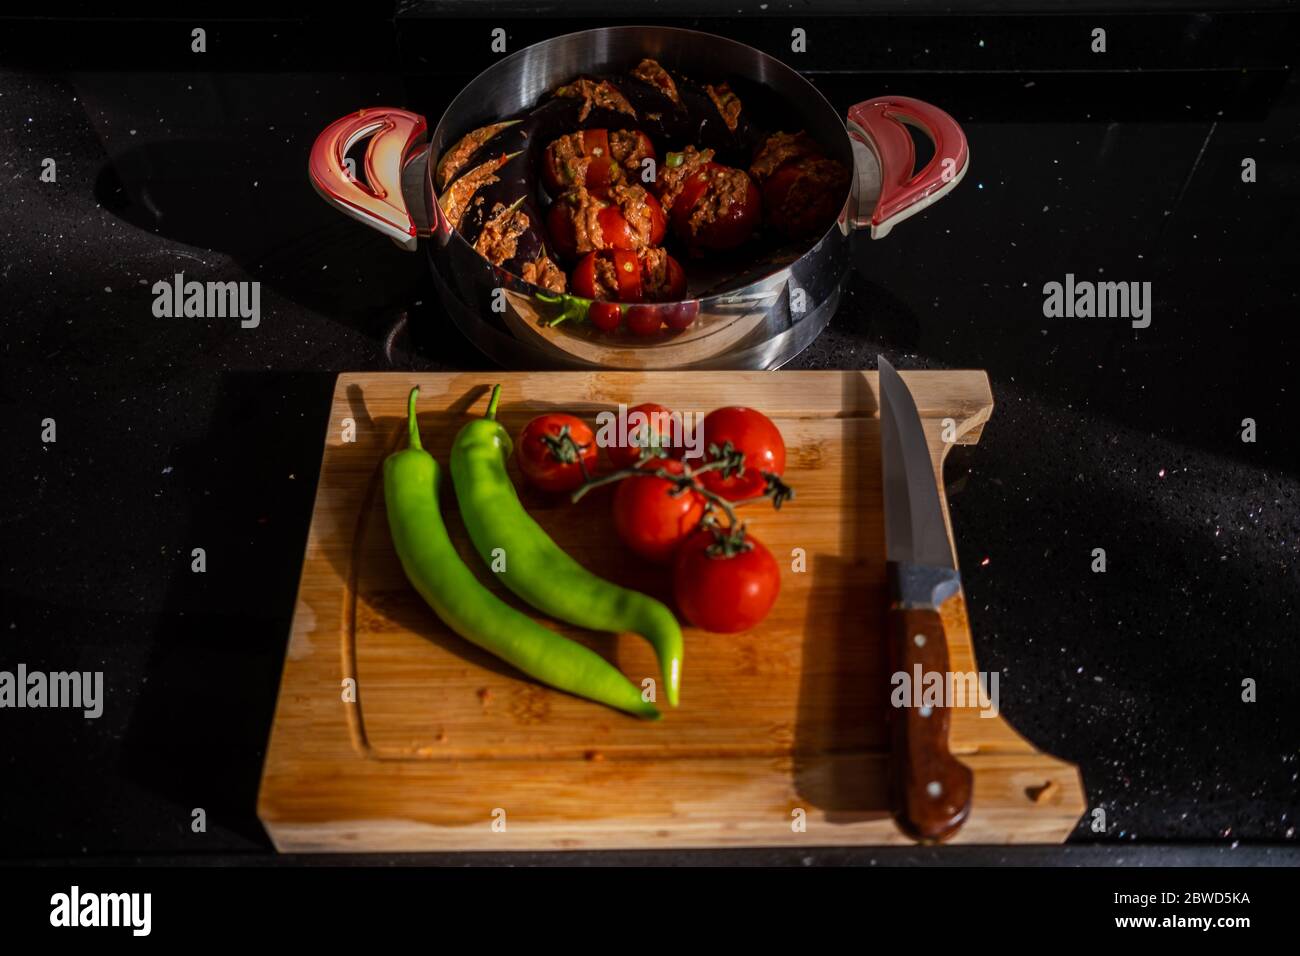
(887, 596, 974, 843)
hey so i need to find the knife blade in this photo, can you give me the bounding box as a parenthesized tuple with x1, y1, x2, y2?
(878, 356, 974, 843)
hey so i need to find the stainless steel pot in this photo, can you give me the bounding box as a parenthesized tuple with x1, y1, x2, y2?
(310, 25, 968, 369)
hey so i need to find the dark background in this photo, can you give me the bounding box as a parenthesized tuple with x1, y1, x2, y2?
(0, 2, 1297, 864)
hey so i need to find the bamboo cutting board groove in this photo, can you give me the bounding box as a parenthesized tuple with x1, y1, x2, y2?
(258, 371, 1085, 850)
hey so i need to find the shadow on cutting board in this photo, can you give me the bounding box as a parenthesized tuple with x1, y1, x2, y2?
(792, 370, 892, 824)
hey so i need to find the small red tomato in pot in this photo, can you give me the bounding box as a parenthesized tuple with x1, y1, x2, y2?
(546, 185, 665, 260)
(608, 402, 680, 469)
(663, 300, 700, 331)
(516, 413, 597, 493)
(639, 248, 687, 302)
(588, 300, 623, 332)
(749, 131, 823, 185)
(603, 184, 667, 250)
(546, 198, 584, 260)
(571, 248, 684, 305)
(669, 163, 761, 253)
(692, 406, 787, 501)
(762, 156, 852, 239)
(541, 129, 616, 196)
(608, 129, 656, 178)
(570, 249, 643, 302)
(673, 528, 781, 633)
(542, 129, 657, 198)
(624, 305, 664, 337)
(612, 459, 706, 564)
(654, 146, 713, 204)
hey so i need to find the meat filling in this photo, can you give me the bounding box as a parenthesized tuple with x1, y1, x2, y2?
(656, 146, 714, 212)
(609, 130, 653, 174)
(685, 165, 753, 237)
(556, 185, 606, 254)
(438, 152, 512, 227)
(546, 129, 649, 191)
(473, 201, 530, 265)
(547, 131, 599, 191)
(632, 58, 681, 106)
(640, 247, 672, 299)
(592, 254, 621, 300)
(608, 182, 658, 249)
(554, 182, 658, 254)
(520, 254, 567, 293)
(555, 78, 636, 122)
(749, 130, 822, 183)
(436, 120, 514, 190)
(705, 82, 742, 132)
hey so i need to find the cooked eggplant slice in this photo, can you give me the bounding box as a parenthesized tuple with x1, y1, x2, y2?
(705, 83, 742, 133)
(614, 66, 755, 156)
(611, 73, 689, 144)
(435, 120, 518, 190)
(437, 151, 519, 228)
(460, 189, 537, 249)
(555, 77, 637, 123)
(469, 198, 530, 265)
(457, 186, 551, 279)
(519, 251, 567, 293)
(674, 75, 753, 153)
(631, 58, 681, 106)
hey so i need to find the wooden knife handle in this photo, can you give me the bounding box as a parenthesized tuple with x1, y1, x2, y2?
(887, 603, 974, 842)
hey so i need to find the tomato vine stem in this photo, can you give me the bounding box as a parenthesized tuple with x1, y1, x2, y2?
(569, 445, 792, 548)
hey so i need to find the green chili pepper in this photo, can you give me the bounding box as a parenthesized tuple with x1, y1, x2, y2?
(534, 291, 593, 327)
(451, 385, 684, 707)
(385, 386, 659, 719)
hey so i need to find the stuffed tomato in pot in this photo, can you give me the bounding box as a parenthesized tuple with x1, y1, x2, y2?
(308, 26, 968, 369)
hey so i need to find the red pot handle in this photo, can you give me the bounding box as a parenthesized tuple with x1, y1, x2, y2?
(847, 96, 968, 239)
(308, 107, 427, 250)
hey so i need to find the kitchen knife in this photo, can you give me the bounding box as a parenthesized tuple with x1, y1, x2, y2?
(878, 356, 974, 842)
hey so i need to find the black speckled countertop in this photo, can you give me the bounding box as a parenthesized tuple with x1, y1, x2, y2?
(1, 7, 1298, 864)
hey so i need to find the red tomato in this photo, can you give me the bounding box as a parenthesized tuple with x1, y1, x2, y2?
(613, 249, 643, 300)
(651, 254, 688, 302)
(548, 191, 666, 260)
(762, 156, 850, 238)
(608, 402, 679, 469)
(673, 529, 781, 633)
(570, 252, 599, 299)
(692, 406, 787, 501)
(585, 157, 617, 198)
(760, 162, 804, 233)
(546, 201, 580, 259)
(669, 163, 761, 252)
(644, 192, 668, 245)
(588, 300, 622, 332)
(516, 414, 597, 493)
(625, 305, 663, 337)
(542, 129, 615, 196)
(598, 192, 666, 251)
(663, 300, 699, 331)
(671, 170, 710, 220)
(570, 249, 643, 302)
(587, 129, 611, 153)
(616, 130, 657, 170)
(612, 459, 706, 563)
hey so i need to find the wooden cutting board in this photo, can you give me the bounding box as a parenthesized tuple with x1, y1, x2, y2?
(258, 371, 1085, 850)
